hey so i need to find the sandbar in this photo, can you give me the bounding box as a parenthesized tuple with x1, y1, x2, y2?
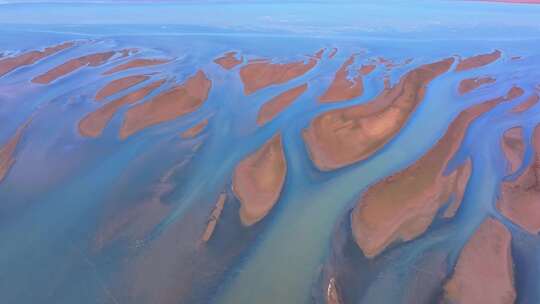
(443, 217, 515, 304)
(511, 93, 539, 113)
(319, 56, 364, 103)
(497, 124, 540, 234)
(257, 83, 307, 125)
(200, 193, 227, 243)
(456, 50, 501, 72)
(95, 75, 149, 101)
(180, 118, 209, 139)
(119, 70, 211, 139)
(103, 58, 170, 75)
(501, 126, 525, 174)
(232, 134, 287, 226)
(304, 57, 454, 171)
(0, 42, 74, 78)
(350, 87, 521, 258)
(79, 79, 165, 138)
(0, 121, 29, 183)
(214, 52, 243, 70)
(458, 76, 496, 95)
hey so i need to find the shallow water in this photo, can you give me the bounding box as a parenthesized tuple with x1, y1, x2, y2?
(1, 1, 540, 304)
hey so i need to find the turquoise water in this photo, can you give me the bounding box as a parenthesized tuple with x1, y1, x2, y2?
(1, 1, 540, 303)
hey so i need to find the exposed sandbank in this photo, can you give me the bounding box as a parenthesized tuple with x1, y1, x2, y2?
(443, 217, 515, 304)
(95, 75, 149, 101)
(239, 52, 318, 95)
(350, 87, 521, 258)
(319, 56, 364, 103)
(200, 193, 227, 243)
(304, 58, 454, 171)
(458, 76, 496, 95)
(497, 124, 540, 234)
(103, 58, 170, 75)
(79, 79, 165, 138)
(257, 83, 307, 126)
(180, 118, 209, 139)
(214, 52, 243, 70)
(119, 70, 211, 139)
(32, 51, 115, 84)
(456, 50, 501, 72)
(501, 127, 525, 174)
(232, 134, 287, 226)
(511, 93, 539, 113)
(0, 42, 74, 78)
(0, 121, 29, 183)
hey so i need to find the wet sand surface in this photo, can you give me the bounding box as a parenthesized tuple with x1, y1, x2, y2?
(319, 55, 364, 103)
(239, 53, 318, 94)
(257, 83, 307, 125)
(78, 79, 165, 138)
(119, 70, 211, 139)
(103, 58, 170, 75)
(0, 121, 28, 183)
(32, 51, 116, 84)
(497, 124, 540, 234)
(181, 118, 209, 138)
(443, 217, 515, 304)
(214, 52, 243, 70)
(500, 126, 525, 174)
(456, 50, 501, 72)
(303, 58, 454, 171)
(350, 89, 518, 258)
(458, 76, 496, 95)
(232, 134, 286, 226)
(0, 41, 74, 77)
(95, 75, 149, 101)
(511, 93, 539, 113)
(200, 193, 227, 243)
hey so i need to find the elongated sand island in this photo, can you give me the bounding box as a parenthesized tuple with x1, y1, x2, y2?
(0, 41, 74, 78)
(443, 217, 515, 304)
(303, 58, 454, 171)
(456, 49, 501, 72)
(214, 51, 243, 70)
(232, 134, 287, 226)
(0, 122, 29, 183)
(497, 124, 540, 234)
(257, 83, 308, 125)
(180, 118, 209, 139)
(458, 76, 496, 95)
(103, 58, 170, 75)
(350, 87, 523, 258)
(500, 126, 525, 174)
(200, 193, 227, 243)
(511, 93, 539, 113)
(32, 51, 116, 84)
(119, 70, 211, 139)
(79, 79, 165, 138)
(95, 75, 149, 101)
(319, 55, 365, 103)
(239, 52, 319, 94)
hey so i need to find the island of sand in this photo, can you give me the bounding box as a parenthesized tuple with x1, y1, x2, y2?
(319, 55, 371, 103)
(32, 51, 116, 84)
(456, 50, 501, 72)
(214, 52, 243, 70)
(0, 42, 74, 78)
(200, 193, 227, 243)
(443, 217, 515, 304)
(500, 126, 525, 174)
(303, 57, 454, 171)
(95, 75, 149, 101)
(119, 70, 211, 139)
(350, 87, 523, 258)
(232, 134, 287, 226)
(103, 58, 170, 75)
(0, 121, 29, 183)
(79, 79, 165, 138)
(497, 123, 540, 234)
(511, 93, 539, 113)
(257, 83, 307, 126)
(458, 76, 496, 95)
(181, 118, 209, 139)
(239, 52, 319, 95)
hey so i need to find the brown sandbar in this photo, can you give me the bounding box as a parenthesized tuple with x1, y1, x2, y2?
(103, 58, 171, 75)
(232, 134, 287, 226)
(511, 93, 539, 113)
(501, 127, 525, 174)
(257, 83, 308, 126)
(0, 121, 29, 183)
(214, 52, 243, 70)
(95, 75, 149, 101)
(319, 56, 364, 103)
(180, 118, 209, 139)
(458, 76, 496, 95)
(350, 87, 521, 258)
(456, 50, 501, 72)
(0, 42, 74, 78)
(119, 70, 211, 139)
(79, 79, 165, 138)
(303, 57, 454, 171)
(443, 217, 515, 304)
(200, 193, 227, 243)
(497, 124, 540, 234)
